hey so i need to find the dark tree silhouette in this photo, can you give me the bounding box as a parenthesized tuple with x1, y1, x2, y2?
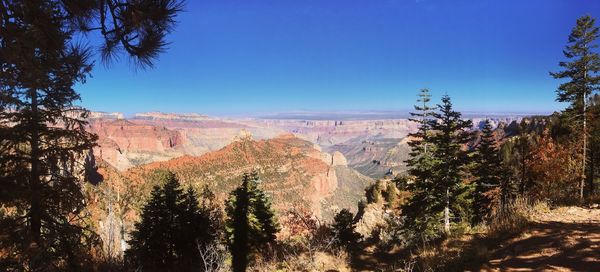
(331, 209, 362, 251)
(126, 172, 216, 272)
(228, 174, 251, 272)
(0, 1, 182, 269)
(226, 172, 280, 272)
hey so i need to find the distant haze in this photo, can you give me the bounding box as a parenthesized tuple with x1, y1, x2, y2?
(256, 110, 548, 120)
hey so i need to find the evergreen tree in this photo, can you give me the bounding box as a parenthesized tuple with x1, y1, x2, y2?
(331, 209, 362, 251)
(472, 120, 505, 224)
(251, 184, 279, 250)
(550, 15, 600, 200)
(126, 172, 216, 272)
(228, 174, 251, 272)
(127, 186, 171, 271)
(428, 95, 473, 234)
(178, 187, 206, 269)
(199, 185, 224, 243)
(226, 172, 280, 272)
(402, 90, 438, 242)
(0, 1, 182, 269)
(408, 88, 435, 155)
(402, 94, 472, 242)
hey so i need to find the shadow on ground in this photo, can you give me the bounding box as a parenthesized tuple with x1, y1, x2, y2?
(478, 221, 600, 271)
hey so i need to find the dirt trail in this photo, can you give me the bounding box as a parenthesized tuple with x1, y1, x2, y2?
(481, 207, 600, 272)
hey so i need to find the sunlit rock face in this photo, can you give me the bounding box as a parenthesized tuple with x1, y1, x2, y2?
(87, 112, 522, 179)
(113, 134, 371, 218)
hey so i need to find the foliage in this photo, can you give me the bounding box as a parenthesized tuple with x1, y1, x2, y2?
(402, 94, 473, 244)
(125, 172, 219, 271)
(526, 130, 581, 204)
(278, 207, 343, 271)
(0, 3, 96, 269)
(331, 209, 362, 251)
(551, 15, 600, 200)
(0, 1, 182, 269)
(364, 179, 405, 211)
(589, 94, 600, 196)
(551, 15, 600, 118)
(226, 172, 280, 272)
(501, 119, 538, 196)
(472, 120, 509, 224)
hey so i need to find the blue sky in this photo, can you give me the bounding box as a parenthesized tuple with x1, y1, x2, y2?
(78, 0, 600, 116)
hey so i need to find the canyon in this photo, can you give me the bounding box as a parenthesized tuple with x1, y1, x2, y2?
(83, 111, 524, 256)
(88, 111, 521, 177)
(87, 111, 523, 215)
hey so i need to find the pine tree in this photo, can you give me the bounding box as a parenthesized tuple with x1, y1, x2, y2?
(0, 1, 182, 269)
(550, 15, 600, 200)
(126, 172, 216, 272)
(402, 94, 472, 242)
(402, 89, 439, 242)
(429, 95, 473, 234)
(227, 174, 252, 272)
(226, 172, 280, 272)
(251, 183, 279, 250)
(178, 187, 206, 269)
(126, 186, 171, 271)
(408, 88, 435, 155)
(472, 120, 505, 224)
(331, 209, 362, 251)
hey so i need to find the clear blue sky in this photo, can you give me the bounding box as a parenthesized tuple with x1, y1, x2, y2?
(78, 0, 600, 116)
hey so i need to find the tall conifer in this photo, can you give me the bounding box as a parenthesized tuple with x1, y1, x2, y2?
(0, 1, 182, 268)
(126, 172, 216, 272)
(472, 120, 504, 224)
(551, 15, 600, 199)
(402, 89, 438, 241)
(226, 172, 280, 272)
(428, 95, 473, 234)
(402, 93, 472, 241)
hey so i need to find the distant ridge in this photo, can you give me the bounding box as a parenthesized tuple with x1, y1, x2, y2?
(257, 110, 548, 121)
(133, 111, 213, 121)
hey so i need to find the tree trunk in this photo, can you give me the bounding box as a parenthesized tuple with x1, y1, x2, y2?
(589, 143, 596, 197)
(581, 39, 589, 201)
(582, 65, 588, 201)
(444, 187, 450, 234)
(29, 88, 42, 246)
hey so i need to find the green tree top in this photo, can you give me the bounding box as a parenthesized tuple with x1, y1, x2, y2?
(226, 172, 280, 272)
(550, 14, 600, 200)
(551, 15, 600, 111)
(126, 172, 218, 271)
(472, 120, 505, 224)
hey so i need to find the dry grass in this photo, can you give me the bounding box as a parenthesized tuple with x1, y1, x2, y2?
(404, 197, 551, 271)
(485, 197, 548, 239)
(249, 250, 351, 272)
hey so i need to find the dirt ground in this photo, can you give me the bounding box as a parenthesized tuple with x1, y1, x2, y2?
(480, 206, 600, 272)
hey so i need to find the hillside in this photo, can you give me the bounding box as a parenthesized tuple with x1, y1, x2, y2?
(121, 134, 372, 219)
